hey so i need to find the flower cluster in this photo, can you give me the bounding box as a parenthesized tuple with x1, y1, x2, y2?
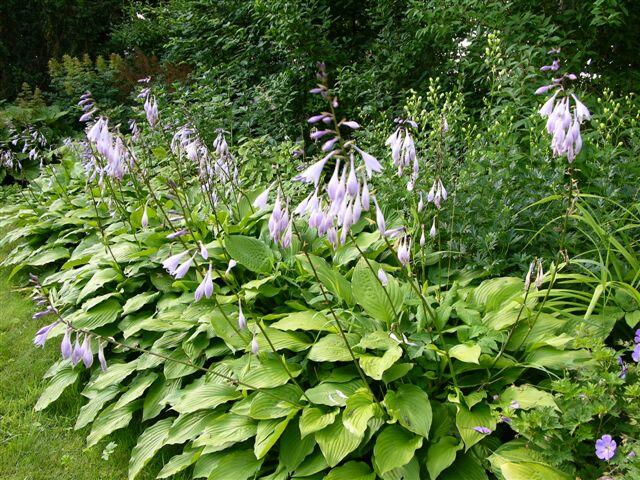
(386, 118, 418, 182)
(78, 91, 96, 123)
(536, 50, 591, 162)
(273, 63, 382, 249)
(85, 116, 132, 181)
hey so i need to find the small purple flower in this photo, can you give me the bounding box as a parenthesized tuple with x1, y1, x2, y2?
(33, 321, 59, 348)
(377, 268, 388, 287)
(618, 356, 628, 379)
(61, 329, 73, 360)
(341, 121, 360, 129)
(251, 335, 259, 355)
(81, 335, 94, 368)
(167, 229, 188, 239)
(595, 435, 617, 461)
(162, 251, 189, 275)
(634, 329, 640, 344)
(294, 157, 330, 186)
(473, 426, 492, 435)
(195, 265, 213, 301)
(98, 342, 108, 372)
(141, 207, 149, 228)
(173, 255, 194, 279)
(253, 185, 271, 210)
(632, 344, 640, 363)
(354, 147, 382, 178)
(238, 299, 247, 329)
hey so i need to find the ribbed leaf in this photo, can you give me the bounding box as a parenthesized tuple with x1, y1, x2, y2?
(384, 384, 432, 438)
(34, 363, 78, 411)
(373, 425, 423, 474)
(315, 413, 363, 467)
(128, 418, 172, 480)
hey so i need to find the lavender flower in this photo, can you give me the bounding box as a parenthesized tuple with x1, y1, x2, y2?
(251, 335, 259, 355)
(253, 185, 272, 210)
(618, 356, 628, 379)
(473, 426, 492, 435)
(33, 321, 59, 348)
(238, 299, 247, 329)
(397, 236, 411, 266)
(595, 435, 617, 461)
(71, 336, 84, 367)
(61, 329, 73, 360)
(195, 265, 213, 301)
(167, 229, 188, 239)
(354, 147, 382, 178)
(98, 342, 108, 372)
(162, 251, 189, 275)
(81, 335, 94, 368)
(429, 218, 437, 239)
(294, 156, 330, 186)
(634, 329, 640, 344)
(377, 268, 389, 287)
(144, 96, 159, 128)
(632, 343, 640, 363)
(373, 197, 386, 237)
(174, 255, 194, 279)
(141, 207, 149, 228)
(419, 225, 426, 247)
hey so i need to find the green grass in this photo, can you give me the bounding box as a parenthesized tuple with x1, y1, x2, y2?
(0, 259, 187, 479)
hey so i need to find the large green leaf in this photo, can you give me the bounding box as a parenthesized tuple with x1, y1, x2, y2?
(373, 425, 423, 475)
(499, 385, 558, 411)
(71, 298, 122, 329)
(384, 384, 432, 438)
(351, 258, 403, 325)
(315, 413, 363, 467)
(449, 342, 481, 364)
(77, 267, 121, 302)
(254, 415, 293, 459)
(128, 418, 172, 480)
(87, 401, 139, 447)
(75, 385, 120, 429)
(440, 453, 488, 480)
(172, 378, 241, 413)
(193, 413, 257, 449)
(157, 447, 203, 478)
(343, 389, 379, 437)
(114, 371, 158, 409)
(122, 291, 160, 315)
(167, 411, 217, 445)
(500, 462, 571, 480)
(299, 406, 339, 437)
(34, 363, 79, 411)
(279, 420, 317, 471)
(270, 310, 337, 332)
(456, 404, 496, 451)
(206, 449, 263, 480)
(308, 333, 360, 362)
(225, 235, 274, 274)
(297, 253, 354, 306)
(426, 436, 462, 480)
(326, 461, 376, 480)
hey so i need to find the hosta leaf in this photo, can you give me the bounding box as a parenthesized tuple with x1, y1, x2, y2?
(279, 420, 317, 471)
(254, 414, 293, 459)
(358, 345, 402, 380)
(128, 418, 172, 480)
(71, 298, 122, 329)
(308, 333, 360, 362)
(440, 453, 488, 480)
(500, 462, 571, 480)
(299, 406, 339, 438)
(143, 377, 181, 421)
(34, 363, 79, 411)
(194, 413, 257, 449)
(90, 360, 139, 390)
(326, 461, 375, 480)
(172, 377, 241, 413)
(122, 291, 159, 315)
(373, 425, 423, 475)
(449, 342, 481, 364)
(472, 277, 523, 311)
(87, 401, 139, 447)
(297, 253, 354, 306)
(249, 384, 302, 419)
(380, 456, 420, 480)
(238, 354, 303, 389)
(499, 385, 558, 411)
(305, 379, 367, 407)
(114, 371, 158, 409)
(343, 389, 379, 437)
(426, 436, 462, 480)
(456, 404, 496, 451)
(270, 310, 337, 332)
(75, 385, 120, 430)
(77, 267, 121, 302)
(157, 447, 203, 478)
(293, 450, 329, 477)
(384, 384, 432, 438)
(352, 258, 403, 325)
(225, 235, 274, 274)
(167, 411, 217, 445)
(27, 246, 70, 266)
(315, 413, 363, 467)
(207, 449, 263, 480)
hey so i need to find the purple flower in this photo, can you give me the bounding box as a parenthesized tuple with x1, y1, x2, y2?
(141, 207, 149, 228)
(294, 157, 330, 186)
(377, 268, 388, 287)
(195, 265, 213, 301)
(33, 321, 59, 348)
(251, 335, 259, 354)
(174, 255, 194, 279)
(595, 435, 617, 461)
(618, 356, 628, 379)
(571, 94, 591, 122)
(81, 335, 94, 368)
(634, 329, 640, 344)
(167, 229, 188, 239)
(61, 329, 73, 360)
(632, 343, 640, 363)
(308, 114, 325, 124)
(354, 147, 382, 178)
(238, 299, 247, 329)
(397, 236, 411, 266)
(144, 96, 159, 128)
(310, 129, 332, 140)
(373, 197, 386, 237)
(341, 121, 360, 129)
(225, 259, 237, 275)
(473, 426, 492, 435)
(98, 342, 108, 372)
(162, 251, 189, 275)
(71, 336, 84, 367)
(253, 185, 271, 210)
(534, 84, 558, 95)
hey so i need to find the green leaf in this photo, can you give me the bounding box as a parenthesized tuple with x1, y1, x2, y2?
(193, 413, 257, 449)
(249, 384, 302, 419)
(87, 401, 139, 447)
(384, 384, 432, 438)
(326, 461, 375, 480)
(167, 411, 217, 445)
(128, 418, 172, 480)
(72, 298, 122, 329)
(254, 415, 293, 459)
(373, 425, 423, 474)
(206, 449, 262, 480)
(449, 342, 481, 364)
(279, 420, 316, 471)
(499, 385, 558, 411)
(122, 291, 160, 315)
(308, 333, 360, 362)
(114, 371, 158, 409)
(75, 385, 120, 430)
(34, 363, 79, 411)
(297, 253, 354, 306)
(456, 404, 496, 451)
(426, 436, 462, 480)
(143, 377, 181, 421)
(270, 310, 337, 332)
(157, 447, 203, 478)
(90, 360, 139, 390)
(440, 453, 488, 480)
(77, 267, 121, 302)
(500, 462, 571, 480)
(352, 258, 403, 325)
(343, 389, 379, 437)
(359, 345, 403, 380)
(380, 457, 421, 480)
(305, 379, 366, 407)
(27, 246, 70, 266)
(299, 406, 339, 438)
(172, 378, 242, 414)
(225, 235, 274, 274)
(315, 413, 363, 467)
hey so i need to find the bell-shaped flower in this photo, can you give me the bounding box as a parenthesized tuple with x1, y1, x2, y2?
(33, 321, 59, 348)
(174, 254, 194, 279)
(82, 335, 94, 368)
(430, 218, 437, 239)
(346, 156, 358, 197)
(361, 179, 370, 210)
(253, 184, 271, 210)
(571, 94, 591, 122)
(238, 299, 247, 329)
(397, 236, 411, 266)
(251, 335, 259, 355)
(420, 225, 426, 247)
(141, 207, 149, 228)
(342, 121, 360, 129)
(377, 268, 389, 287)
(144, 96, 159, 128)
(162, 251, 189, 275)
(61, 329, 73, 359)
(534, 84, 557, 95)
(310, 129, 332, 140)
(225, 259, 237, 276)
(71, 335, 84, 367)
(355, 147, 382, 178)
(538, 92, 558, 117)
(98, 342, 108, 372)
(195, 265, 214, 301)
(294, 156, 329, 187)
(373, 197, 386, 237)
